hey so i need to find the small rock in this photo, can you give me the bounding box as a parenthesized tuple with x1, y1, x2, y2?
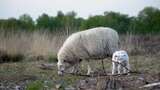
(65, 86, 76, 90)
(15, 85, 21, 90)
(55, 84, 61, 89)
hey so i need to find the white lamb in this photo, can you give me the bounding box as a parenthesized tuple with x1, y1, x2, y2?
(112, 50, 130, 74)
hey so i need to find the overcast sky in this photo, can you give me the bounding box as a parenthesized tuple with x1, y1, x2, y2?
(0, 0, 160, 20)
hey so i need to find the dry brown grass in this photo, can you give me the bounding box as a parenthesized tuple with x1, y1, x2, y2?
(120, 33, 144, 55)
(0, 30, 160, 64)
(0, 30, 159, 55)
(120, 33, 160, 56)
(0, 31, 68, 62)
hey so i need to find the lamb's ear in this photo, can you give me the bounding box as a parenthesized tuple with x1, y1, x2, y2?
(115, 55, 118, 57)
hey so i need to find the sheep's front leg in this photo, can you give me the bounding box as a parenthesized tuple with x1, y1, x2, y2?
(71, 63, 80, 73)
(87, 61, 94, 75)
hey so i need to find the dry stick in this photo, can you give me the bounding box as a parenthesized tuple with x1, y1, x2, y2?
(63, 70, 129, 77)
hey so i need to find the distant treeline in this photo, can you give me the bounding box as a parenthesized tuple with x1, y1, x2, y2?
(0, 7, 160, 34)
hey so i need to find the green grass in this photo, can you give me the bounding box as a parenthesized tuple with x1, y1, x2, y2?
(26, 80, 44, 90)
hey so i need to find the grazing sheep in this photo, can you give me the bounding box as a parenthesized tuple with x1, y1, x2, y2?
(112, 50, 130, 74)
(57, 27, 119, 75)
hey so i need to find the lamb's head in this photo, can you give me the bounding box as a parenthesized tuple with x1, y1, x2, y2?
(57, 53, 76, 75)
(112, 50, 128, 63)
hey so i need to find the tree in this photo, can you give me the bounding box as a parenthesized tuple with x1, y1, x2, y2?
(5, 18, 20, 30)
(80, 15, 105, 29)
(81, 12, 130, 33)
(64, 11, 77, 34)
(104, 12, 130, 33)
(137, 7, 160, 33)
(36, 13, 51, 30)
(54, 11, 65, 29)
(19, 14, 35, 30)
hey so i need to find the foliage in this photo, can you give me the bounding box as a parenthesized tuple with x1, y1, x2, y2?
(136, 7, 160, 33)
(0, 7, 160, 34)
(80, 12, 130, 33)
(19, 14, 35, 30)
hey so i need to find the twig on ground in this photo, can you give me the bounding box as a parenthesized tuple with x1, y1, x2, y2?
(139, 82, 160, 88)
(63, 71, 140, 77)
(38, 63, 55, 70)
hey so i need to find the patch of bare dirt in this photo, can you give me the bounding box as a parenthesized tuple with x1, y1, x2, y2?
(75, 72, 160, 90)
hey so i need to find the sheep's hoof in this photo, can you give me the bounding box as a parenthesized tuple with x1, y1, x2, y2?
(87, 71, 94, 75)
(126, 73, 130, 75)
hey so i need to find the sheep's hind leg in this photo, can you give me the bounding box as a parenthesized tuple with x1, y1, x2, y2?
(87, 61, 94, 75)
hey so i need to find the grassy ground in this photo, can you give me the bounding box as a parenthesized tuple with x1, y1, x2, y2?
(0, 31, 160, 90)
(0, 55, 159, 90)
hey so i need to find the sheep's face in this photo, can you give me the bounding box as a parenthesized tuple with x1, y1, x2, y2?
(57, 59, 74, 75)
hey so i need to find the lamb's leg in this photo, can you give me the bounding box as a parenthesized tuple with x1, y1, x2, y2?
(123, 61, 127, 74)
(127, 61, 130, 73)
(112, 62, 117, 74)
(124, 61, 130, 75)
(123, 67, 127, 74)
(118, 64, 122, 74)
(87, 61, 94, 75)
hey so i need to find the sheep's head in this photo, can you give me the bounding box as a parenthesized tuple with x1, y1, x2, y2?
(57, 55, 76, 75)
(57, 60, 74, 75)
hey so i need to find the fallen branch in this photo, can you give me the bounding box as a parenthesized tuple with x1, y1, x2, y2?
(139, 82, 160, 88)
(63, 71, 139, 77)
(38, 63, 55, 70)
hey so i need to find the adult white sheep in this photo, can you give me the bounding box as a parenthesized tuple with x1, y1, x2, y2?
(57, 27, 119, 75)
(112, 50, 130, 75)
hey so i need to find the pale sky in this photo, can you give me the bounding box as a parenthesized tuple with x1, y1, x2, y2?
(0, 0, 160, 20)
